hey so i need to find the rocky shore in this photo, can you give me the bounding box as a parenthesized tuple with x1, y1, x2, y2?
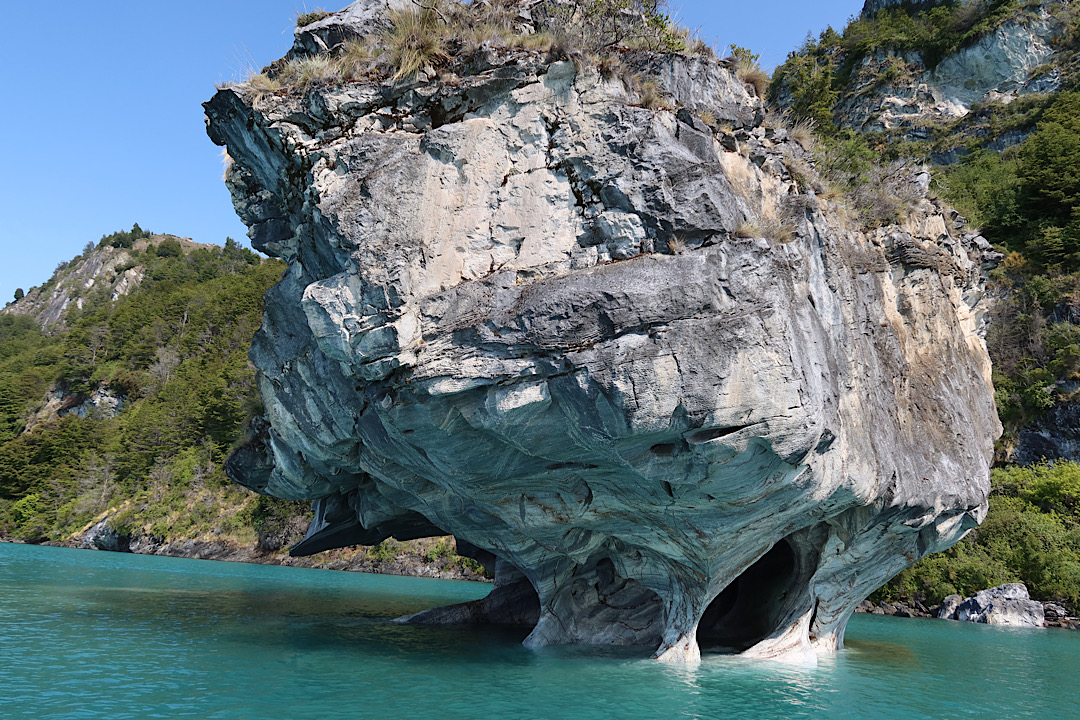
(855, 583, 1078, 630)
(2, 530, 490, 584)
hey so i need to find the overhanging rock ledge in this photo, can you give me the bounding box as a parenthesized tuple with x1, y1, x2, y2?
(207, 0, 1000, 664)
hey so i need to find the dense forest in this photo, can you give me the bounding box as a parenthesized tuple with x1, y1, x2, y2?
(0, 232, 486, 578)
(0, 234, 289, 546)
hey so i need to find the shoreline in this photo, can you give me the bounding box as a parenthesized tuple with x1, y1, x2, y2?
(1, 536, 492, 584)
(854, 598, 1078, 630)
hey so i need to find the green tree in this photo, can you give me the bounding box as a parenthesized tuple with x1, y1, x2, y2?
(154, 239, 183, 258)
(13, 288, 23, 301)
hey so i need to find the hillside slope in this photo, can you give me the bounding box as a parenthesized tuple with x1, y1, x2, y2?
(0, 232, 486, 580)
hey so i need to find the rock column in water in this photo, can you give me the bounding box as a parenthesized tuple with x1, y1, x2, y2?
(207, 0, 1000, 663)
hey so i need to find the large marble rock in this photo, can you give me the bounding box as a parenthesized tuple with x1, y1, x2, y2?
(207, 3, 1000, 664)
(953, 584, 1046, 627)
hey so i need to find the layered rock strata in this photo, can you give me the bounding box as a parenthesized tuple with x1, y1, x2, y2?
(208, 1, 1000, 664)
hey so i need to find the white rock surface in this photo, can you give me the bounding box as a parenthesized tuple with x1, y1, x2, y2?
(953, 583, 1046, 627)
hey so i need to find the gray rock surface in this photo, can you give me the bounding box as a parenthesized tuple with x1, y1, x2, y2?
(2, 246, 140, 329)
(290, 0, 410, 58)
(206, 5, 1000, 664)
(954, 583, 1046, 627)
(938, 593, 963, 619)
(828, 1, 1066, 148)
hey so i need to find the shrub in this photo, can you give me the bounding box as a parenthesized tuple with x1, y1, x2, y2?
(154, 239, 183, 258)
(367, 538, 403, 562)
(13, 288, 23, 302)
(296, 10, 329, 28)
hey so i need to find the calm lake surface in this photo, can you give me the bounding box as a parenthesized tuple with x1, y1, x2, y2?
(2, 543, 1078, 720)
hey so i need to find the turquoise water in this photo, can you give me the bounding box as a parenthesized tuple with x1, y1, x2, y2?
(1, 544, 1078, 720)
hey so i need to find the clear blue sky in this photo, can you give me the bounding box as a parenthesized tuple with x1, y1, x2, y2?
(0, 1, 861, 299)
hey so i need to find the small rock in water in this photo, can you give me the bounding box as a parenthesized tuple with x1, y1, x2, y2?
(954, 584, 1045, 628)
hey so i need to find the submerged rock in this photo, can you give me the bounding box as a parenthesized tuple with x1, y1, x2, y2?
(207, 0, 999, 664)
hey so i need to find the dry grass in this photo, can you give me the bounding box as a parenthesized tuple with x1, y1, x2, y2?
(734, 222, 760, 239)
(220, 149, 233, 181)
(594, 52, 624, 80)
(338, 39, 378, 81)
(789, 118, 816, 149)
(667, 235, 686, 254)
(698, 109, 717, 126)
(386, 5, 448, 80)
(637, 80, 666, 110)
(736, 66, 770, 97)
(277, 55, 338, 90)
(764, 219, 796, 244)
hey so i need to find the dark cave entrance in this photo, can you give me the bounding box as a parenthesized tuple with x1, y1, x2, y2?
(697, 539, 799, 652)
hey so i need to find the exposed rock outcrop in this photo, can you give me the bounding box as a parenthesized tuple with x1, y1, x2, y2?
(207, 0, 1000, 664)
(941, 583, 1047, 627)
(2, 235, 213, 330)
(836, 2, 1065, 139)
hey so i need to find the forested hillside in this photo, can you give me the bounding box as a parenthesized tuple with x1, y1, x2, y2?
(770, 0, 1080, 610)
(0, 233, 287, 544)
(0, 231, 487, 579)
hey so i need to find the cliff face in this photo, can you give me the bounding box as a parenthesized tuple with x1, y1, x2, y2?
(3, 246, 143, 329)
(837, 4, 1065, 138)
(208, 0, 1000, 664)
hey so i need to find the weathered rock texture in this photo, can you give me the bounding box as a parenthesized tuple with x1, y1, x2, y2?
(943, 583, 1046, 627)
(2, 235, 213, 330)
(208, 0, 1000, 664)
(837, 2, 1066, 139)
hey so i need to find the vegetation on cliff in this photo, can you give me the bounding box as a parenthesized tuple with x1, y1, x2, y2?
(771, 0, 1080, 611)
(879, 462, 1080, 608)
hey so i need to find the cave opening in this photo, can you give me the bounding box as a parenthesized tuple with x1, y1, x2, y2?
(697, 538, 798, 653)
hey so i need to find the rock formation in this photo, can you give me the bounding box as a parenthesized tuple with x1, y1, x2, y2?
(208, 0, 1000, 663)
(838, 1, 1066, 139)
(940, 583, 1047, 627)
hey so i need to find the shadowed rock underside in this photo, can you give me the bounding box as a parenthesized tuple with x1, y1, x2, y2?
(208, 3, 1000, 664)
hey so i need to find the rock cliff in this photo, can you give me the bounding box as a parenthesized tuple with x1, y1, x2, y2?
(838, 1, 1066, 140)
(208, 0, 1000, 664)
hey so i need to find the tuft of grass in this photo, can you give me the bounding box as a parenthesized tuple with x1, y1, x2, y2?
(220, 149, 233, 181)
(385, 4, 448, 81)
(338, 39, 378, 81)
(736, 65, 770, 97)
(296, 10, 329, 28)
(734, 222, 760, 239)
(667, 235, 686, 254)
(593, 51, 624, 81)
(789, 118, 816, 149)
(517, 30, 557, 52)
(637, 79, 666, 110)
(277, 55, 338, 91)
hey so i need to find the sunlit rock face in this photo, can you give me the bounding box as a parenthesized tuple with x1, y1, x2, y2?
(206, 5, 999, 664)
